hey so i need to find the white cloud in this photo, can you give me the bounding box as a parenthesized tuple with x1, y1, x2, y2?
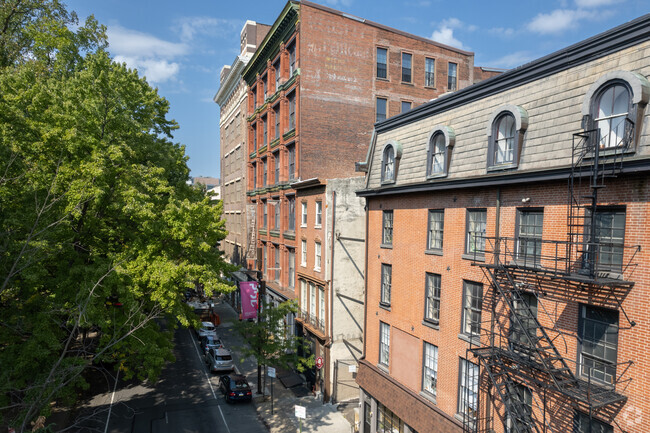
(489, 27, 516, 37)
(321, 0, 353, 8)
(527, 8, 598, 34)
(488, 51, 535, 69)
(107, 25, 188, 84)
(431, 27, 467, 49)
(174, 17, 242, 43)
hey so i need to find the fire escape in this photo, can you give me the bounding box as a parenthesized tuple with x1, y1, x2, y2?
(463, 120, 640, 433)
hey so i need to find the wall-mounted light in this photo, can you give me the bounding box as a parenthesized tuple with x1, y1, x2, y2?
(522, 197, 531, 203)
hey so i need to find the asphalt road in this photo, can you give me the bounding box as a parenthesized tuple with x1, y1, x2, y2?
(83, 325, 267, 433)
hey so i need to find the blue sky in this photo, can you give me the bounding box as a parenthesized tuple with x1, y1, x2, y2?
(66, 0, 648, 179)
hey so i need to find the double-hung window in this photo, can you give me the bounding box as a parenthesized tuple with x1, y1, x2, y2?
(494, 113, 515, 165)
(458, 358, 478, 422)
(315, 201, 322, 227)
(427, 210, 444, 251)
(575, 411, 613, 433)
(401, 52, 412, 83)
(274, 105, 280, 140)
(319, 286, 325, 325)
(462, 281, 483, 337)
(448, 62, 457, 91)
(401, 101, 411, 113)
(590, 208, 626, 272)
(425, 57, 435, 87)
(288, 41, 296, 75)
(274, 246, 280, 282)
(301, 202, 307, 226)
(376, 97, 387, 122)
(288, 91, 296, 130)
(262, 115, 268, 146)
(287, 144, 296, 180)
(429, 133, 445, 176)
(310, 282, 316, 315)
(315, 242, 321, 271)
(288, 196, 295, 231)
(274, 58, 281, 89)
(422, 342, 438, 396)
(262, 200, 267, 228)
(379, 322, 390, 366)
(381, 145, 395, 183)
(376, 47, 387, 79)
(382, 210, 393, 246)
(288, 249, 295, 288)
(300, 280, 307, 312)
(377, 402, 403, 433)
(273, 200, 280, 229)
(517, 209, 543, 265)
(424, 273, 441, 324)
(262, 158, 268, 186)
(466, 210, 487, 257)
(380, 264, 391, 306)
(301, 240, 307, 266)
(505, 384, 532, 433)
(595, 83, 630, 149)
(510, 292, 538, 356)
(579, 305, 618, 385)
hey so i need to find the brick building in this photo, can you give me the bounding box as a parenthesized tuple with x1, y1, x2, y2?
(215, 21, 270, 271)
(241, 0, 499, 400)
(356, 15, 650, 433)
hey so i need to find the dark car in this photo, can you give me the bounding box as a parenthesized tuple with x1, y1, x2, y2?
(219, 374, 252, 403)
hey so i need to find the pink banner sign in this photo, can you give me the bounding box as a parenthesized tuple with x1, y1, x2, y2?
(240, 281, 259, 320)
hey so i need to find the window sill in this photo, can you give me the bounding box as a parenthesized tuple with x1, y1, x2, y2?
(401, 81, 414, 86)
(454, 413, 474, 427)
(315, 224, 322, 229)
(419, 390, 437, 405)
(380, 243, 393, 249)
(458, 333, 480, 345)
(462, 253, 485, 262)
(314, 267, 321, 272)
(300, 263, 307, 268)
(424, 85, 437, 90)
(425, 249, 443, 256)
(376, 77, 389, 82)
(377, 363, 389, 374)
(379, 302, 391, 311)
(300, 224, 307, 228)
(422, 319, 439, 330)
(427, 172, 448, 180)
(487, 162, 518, 172)
(381, 179, 396, 185)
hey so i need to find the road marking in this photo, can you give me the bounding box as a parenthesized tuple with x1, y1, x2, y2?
(189, 329, 231, 433)
(104, 368, 120, 433)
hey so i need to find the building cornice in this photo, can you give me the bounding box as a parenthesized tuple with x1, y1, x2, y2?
(214, 53, 253, 106)
(374, 14, 650, 134)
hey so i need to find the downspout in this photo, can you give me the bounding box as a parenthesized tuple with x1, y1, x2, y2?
(328, 189, 337, 402)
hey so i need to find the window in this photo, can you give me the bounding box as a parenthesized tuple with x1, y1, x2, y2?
(377, 402, 403, 433)
(376, 97, 387, 122)
(300, 280, 307, 311)
(287, 144, 296, 180)
(319, 286, 325, 321)
(301, 240, 307, 266)
(427, 210, 444, 251)
(262, 75, 268, 100)
(510, 292, 538, 355)
(274, 105, 280, 140)
(315, 201, 322, 227)
(494, 113, 517, 165)
(274, 58, 281, 88)
(288, 41, 296, 75)
(262, 158, 268, 185)
(401, 101, 411, 113)
(458, 358, 478, 422)
(274, 152, 280, 184)
(252, 162, 257, 188)
(288, 91, 296, 130)
(381, 145, 395, 183)
(376, 47, 388, 79)
(425, 273, 441, 324)
(448, 62, 457, 91)
(262, 243, 267, 275)
(382, 210, 393, 246)
(262, 200, 267, 228)
(273, 200, 280, 229)
(595, 83, 631, 149)
(380, 264, 391, 306)
(466, 210, 487, 257)
(253, 123, 257, 149)
(288, 196, 295, 231)
(401, 52, 412, 83)
(426, 126, 454, 178)
(579, 305, 618, 385)
(574, 412, 613, 433)
(288, 249, 295, 288)
(462, 281, 483, 337)
(425, 57, 435, 87)
(274, 246, 280, 282)
(379, 322, 390, 366)
(422, 342, 438, 396)
(505, 384, 532, 433)
(301, 202, 307, 226)
(252, 85, 257, 109)
(589, 208, 626, 272)
(517, 209, 543, 264)
(315, 241, 321, 271)
(310, 282, 316, 315)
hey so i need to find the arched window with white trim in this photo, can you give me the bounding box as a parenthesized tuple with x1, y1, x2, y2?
(426, 125, 455, 178)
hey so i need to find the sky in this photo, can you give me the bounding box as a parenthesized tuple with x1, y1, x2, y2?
(65, 0, 649, 179)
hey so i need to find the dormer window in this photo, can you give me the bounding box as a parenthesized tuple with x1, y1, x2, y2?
(487, 105, 528, 171)
(380, 141, 402, 184)
(594, 83, 631, 149)
(426, 125, 455, 178)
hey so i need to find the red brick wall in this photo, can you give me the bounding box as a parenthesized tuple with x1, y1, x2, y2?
(362, 175, 650, 432)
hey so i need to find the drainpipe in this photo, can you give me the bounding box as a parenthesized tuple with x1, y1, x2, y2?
(327, 190, 337, 402)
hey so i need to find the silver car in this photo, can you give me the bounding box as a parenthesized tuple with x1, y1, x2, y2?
(197, 321, 217, 339)
(205, 347, 234, 373)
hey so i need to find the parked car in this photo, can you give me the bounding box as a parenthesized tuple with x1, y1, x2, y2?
(219, 374, 252, 403)
(205, 347, 234, 373)
(200, 335, 224, 354)
(197, 321, 217, 339)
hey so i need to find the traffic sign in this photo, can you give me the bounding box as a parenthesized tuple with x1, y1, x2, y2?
(268, 366, 276, 378)
(315, 356, 324, 369)
(295, 405, 306, 419)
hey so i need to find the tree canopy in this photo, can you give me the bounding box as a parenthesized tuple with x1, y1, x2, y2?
(0, 1, 233, 431)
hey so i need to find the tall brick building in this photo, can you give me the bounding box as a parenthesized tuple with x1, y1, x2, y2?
(356, 15, 649, 433)
(240, 0, 499, 400)
(215, 21, 270, 271)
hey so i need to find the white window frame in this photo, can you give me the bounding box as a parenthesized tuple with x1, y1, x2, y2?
(379, 322, 390, 367)
(314, 241, 322, 271)
(422, 342, 438, 396)
(315, 201, 322, 227)
(301, 202, 307, 227)
(301, 240, 307, 267)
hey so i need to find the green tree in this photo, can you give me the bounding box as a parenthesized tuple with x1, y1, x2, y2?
(235, 300, 314, 396)
(0, 2, 233, 431)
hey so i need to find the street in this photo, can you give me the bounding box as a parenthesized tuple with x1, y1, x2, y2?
(74, 318, 267, 433)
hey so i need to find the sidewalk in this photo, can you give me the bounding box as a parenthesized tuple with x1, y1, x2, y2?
(211, 299, 355, 433)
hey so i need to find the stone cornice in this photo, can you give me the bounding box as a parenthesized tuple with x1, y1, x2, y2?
(214, 52, 253, 106)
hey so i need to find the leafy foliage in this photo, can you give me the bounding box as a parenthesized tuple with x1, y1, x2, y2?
(0, 1, 234, 431)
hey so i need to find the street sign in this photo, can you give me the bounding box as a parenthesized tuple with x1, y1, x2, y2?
(268, 366, 276, 378)
(315, 356, 324, 370)
(295, 405, 306, 419)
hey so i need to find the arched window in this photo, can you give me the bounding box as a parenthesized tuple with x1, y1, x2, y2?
(594, 83, 631, 149)
(426, 125, 455, 178)
(486, 105, 528, 170)
(494, 113, 516, 165)
(382, 146, 395, 182)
